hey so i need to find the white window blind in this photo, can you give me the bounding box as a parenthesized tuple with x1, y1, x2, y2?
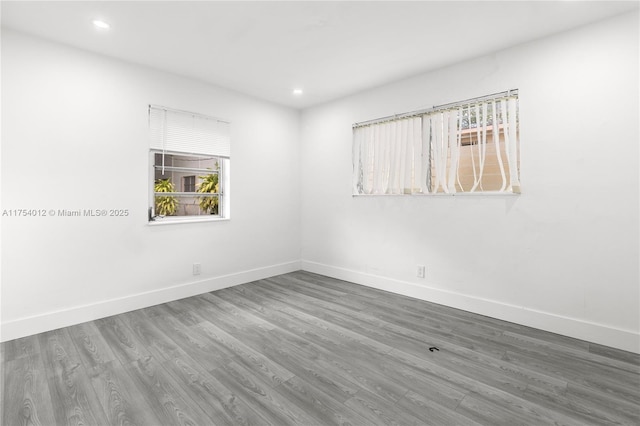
(353, 91, 520, 195)
(149, 105, 230, 157)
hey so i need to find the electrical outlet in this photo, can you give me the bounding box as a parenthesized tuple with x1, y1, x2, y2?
(417, 265, 425, 278)
(193, 263, 201, 276)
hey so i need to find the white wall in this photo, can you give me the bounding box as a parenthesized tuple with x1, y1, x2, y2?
(300, 12, 639, 353)
(3, 12, 638, 354)
(1, 30, 301, 340)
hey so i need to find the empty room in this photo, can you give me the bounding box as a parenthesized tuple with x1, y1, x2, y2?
(1, 1, 639, 425)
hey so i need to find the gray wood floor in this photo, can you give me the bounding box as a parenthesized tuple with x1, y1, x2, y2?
(2, 271, 639, 426)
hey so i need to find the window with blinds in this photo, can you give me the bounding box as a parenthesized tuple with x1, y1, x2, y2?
(148, 105, 230, 222)
(352, 91, 520, 195)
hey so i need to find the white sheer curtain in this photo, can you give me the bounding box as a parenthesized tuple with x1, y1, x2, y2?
(505, 97, 521, 193)
(353, 93, 519, 195)
(466, 98, 520, 193)
(424, 108, 462, 194)
(353, 116, 422, 194)
(469, 103, 488, 192)
(427, 99, 519, 194)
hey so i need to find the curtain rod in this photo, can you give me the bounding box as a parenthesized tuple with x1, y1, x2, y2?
(352, 89, 518, 129)
(149, 104, 230, 124)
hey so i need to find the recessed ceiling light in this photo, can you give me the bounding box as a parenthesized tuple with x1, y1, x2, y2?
(292, 89, 303, 96)
(92, 20, 110, 30)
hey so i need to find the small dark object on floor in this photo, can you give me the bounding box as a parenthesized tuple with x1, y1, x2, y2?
(429, 346, 440, 352)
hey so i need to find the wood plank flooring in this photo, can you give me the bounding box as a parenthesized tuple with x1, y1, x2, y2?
(2, 271, 639, 425)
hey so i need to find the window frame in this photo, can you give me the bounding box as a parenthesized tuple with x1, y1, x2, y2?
(148, 150, 230, 224)
(182, 175, 196, 193)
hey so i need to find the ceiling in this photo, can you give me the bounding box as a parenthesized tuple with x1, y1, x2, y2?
(2, 1, 638, 109)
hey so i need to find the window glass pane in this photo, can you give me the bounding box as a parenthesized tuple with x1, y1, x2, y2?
(195, 172, 220, 215)
(161, 154, 218, 171)
(154, 194, 219, 217)
(154, 153, 172, 180)
(153, 152, 221, 218)
(154, 154, 219, 171)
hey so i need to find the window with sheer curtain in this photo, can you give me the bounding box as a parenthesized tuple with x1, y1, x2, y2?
(353, 92, 520, 195)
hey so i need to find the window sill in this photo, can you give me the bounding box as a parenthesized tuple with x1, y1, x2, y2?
(353, 191, 521, 197)
(148, 216, 229, 226)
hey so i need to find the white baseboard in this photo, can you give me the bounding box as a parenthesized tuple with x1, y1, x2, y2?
(1, 260, 301, 342)
(5, 259, 638, 354)
(301, 260, 640, 354)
